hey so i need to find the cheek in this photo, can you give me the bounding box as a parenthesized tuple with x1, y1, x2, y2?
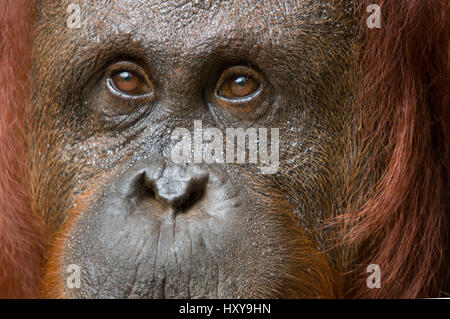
(43, 159, 339, 298)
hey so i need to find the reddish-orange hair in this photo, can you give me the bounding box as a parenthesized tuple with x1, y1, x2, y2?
(346, 0, 449, 298)
(0, 0, 44, 298)
(0, 0, 448, 298)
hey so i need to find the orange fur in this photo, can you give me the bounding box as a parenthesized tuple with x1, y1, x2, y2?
(41, 189, 100, 299)
(344, 0, 449, 298)
(0, 0, 44, 298)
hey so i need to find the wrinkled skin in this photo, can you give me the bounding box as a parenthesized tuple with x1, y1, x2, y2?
(31, 0, 360, 298)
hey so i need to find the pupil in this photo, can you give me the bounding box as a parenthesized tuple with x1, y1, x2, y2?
(119, 71, 132, 82)
(234, 76, 247, 86)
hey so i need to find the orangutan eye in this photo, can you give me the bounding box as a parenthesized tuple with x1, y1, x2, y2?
(216, 66, 262, 100)
(218, 75, 260, 99)
(210, 65, 268, 120)
(108, 70, 151, 96)
(106, 62, 153, 98)
(110, 70, 147, 95)
(93, 61, 156, 120)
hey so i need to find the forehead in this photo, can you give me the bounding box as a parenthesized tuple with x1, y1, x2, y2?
(56, 0, 338, 43)
(79, 0, 326, 25)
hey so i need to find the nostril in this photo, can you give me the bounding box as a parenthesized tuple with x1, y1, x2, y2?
(129, 164, 209, 213)
(115, 159, 164, 200)
(139, 173, 156, 199)
(115, 162, 211, 217)
(174, 174, 208, 211)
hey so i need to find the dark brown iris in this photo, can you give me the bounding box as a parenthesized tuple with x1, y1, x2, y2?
(110, 70, 150, 96)
(219, 75, 259, 99)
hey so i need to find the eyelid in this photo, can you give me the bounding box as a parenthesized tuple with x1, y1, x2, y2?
(215, 65, 263, 101)
(105, 61, 154, 99)
(208, 65, 271, 121)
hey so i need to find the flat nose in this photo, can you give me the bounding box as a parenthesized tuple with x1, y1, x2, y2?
(115, 161, 210, 215)
(147, 165, 209, 211)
